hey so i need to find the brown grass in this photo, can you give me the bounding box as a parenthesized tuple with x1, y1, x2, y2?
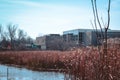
(0, 38, 120, 80)
(0, 51, 70, 71)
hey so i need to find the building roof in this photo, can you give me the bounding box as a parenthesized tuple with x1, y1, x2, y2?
(63, 28, 120, 35)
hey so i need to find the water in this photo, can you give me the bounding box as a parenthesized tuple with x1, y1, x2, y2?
(0, 65, 65, 80)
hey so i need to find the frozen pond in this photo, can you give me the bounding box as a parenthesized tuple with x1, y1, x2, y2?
(0, 65, 65, 80)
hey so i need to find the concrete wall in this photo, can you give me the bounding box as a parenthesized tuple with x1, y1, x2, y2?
(35, 34, 63, 50)
(35, 36, 46, 50)
(84, 31, 92, 46)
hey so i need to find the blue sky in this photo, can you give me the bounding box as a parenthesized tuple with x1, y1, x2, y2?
(0, 0, 120, 39)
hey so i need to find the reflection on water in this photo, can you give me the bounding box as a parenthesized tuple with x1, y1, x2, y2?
(0, 65, 65, 80)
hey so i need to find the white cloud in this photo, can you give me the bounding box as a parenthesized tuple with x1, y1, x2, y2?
(4, 0, 46, 8)
(1, 0, 120, 38)
(3, 0, 119, 38)
(6, 1, 94, 38)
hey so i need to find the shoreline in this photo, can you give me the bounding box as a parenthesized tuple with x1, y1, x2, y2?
(0, 63, 66, 73)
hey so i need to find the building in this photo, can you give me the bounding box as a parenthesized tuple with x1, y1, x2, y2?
(35, 34, 63, 50)
(63, 29, 120, 46)
(35, 29, 120, 50)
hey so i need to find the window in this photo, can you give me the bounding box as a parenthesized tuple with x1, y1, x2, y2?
(79, 32, 83, 43)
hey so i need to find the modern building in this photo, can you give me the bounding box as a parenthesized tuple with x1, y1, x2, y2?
(63, 29, 120, 46)
(35, 29, 120, 50)
(35, 34, 63, 50)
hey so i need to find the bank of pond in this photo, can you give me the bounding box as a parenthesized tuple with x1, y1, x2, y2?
(0, 64, 66, 80)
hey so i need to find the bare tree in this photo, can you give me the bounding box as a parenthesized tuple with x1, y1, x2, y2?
(91, 0, 111, 80)
(17, 29, 27, 49)
(26, 36, 33, 44)
(18, 29, 27, 41)
(7, 24, 17, 50)
(0, 25, 9, 40)
(0, 25, 4, 41)
(91, 0, 111, 45)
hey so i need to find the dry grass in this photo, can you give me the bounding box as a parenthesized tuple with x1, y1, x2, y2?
(0, 38, 120, 80)
(0, 51, 70, 71)
(63, 38, 120, 80)
(64, 46, 120, 80)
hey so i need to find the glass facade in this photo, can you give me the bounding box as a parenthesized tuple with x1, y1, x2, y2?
(63, 29, 120, 46)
